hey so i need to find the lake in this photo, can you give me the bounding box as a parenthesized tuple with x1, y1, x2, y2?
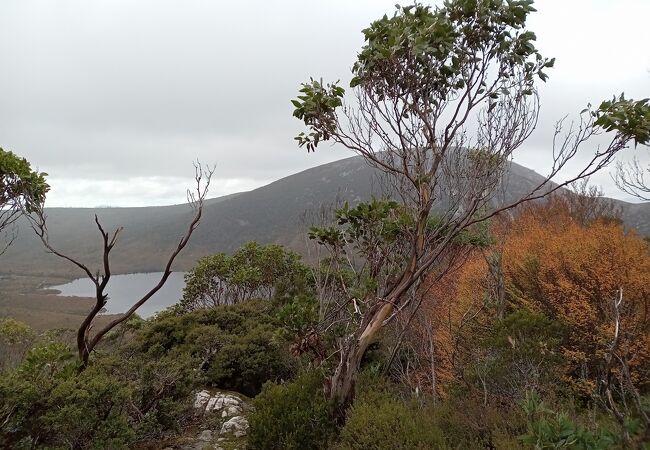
(49, 272, 187, 318)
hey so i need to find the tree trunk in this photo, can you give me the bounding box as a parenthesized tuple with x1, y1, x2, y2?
(77, 297, 106, 369)
(327, 302, 394, 417)
(328, 343, 363, 420)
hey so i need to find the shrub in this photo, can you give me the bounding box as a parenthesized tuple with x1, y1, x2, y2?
(39, 365, 134, 449)
(130, 300, 295, 397)
(520, 392, 625, 449)
(0, 343, 133, 449)
(0, 318, 35, 371)
(431, 392, 527, 449)
(108, 350, 198, 439)
(465, 309, 566, 405)
(0, 341, 198, 448)
(248, 370, 336, 450)
(333, 376, 446, 450)
(204, 321, 293, 396)
(179, 241, 309, 310)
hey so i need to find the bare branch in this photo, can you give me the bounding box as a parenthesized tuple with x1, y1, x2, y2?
(24, 163, 214, 368)
(615, 156, 650, 200)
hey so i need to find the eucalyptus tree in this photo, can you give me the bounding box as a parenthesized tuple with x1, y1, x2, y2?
(179, 241, 308, 311)
(292, 1, 650, 413)
(0, 148, 48, 256)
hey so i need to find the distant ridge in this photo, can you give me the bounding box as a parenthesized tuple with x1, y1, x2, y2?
(1, 155, 648, 277)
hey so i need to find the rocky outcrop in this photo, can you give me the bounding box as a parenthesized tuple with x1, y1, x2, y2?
(194, 390, 248, 420)
(220, 416, 249, 438)
(171, 389, 252, 450)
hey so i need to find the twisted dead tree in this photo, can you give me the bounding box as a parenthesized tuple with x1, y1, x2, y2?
(292, 1, 650, 414)
(26, 163, 213, 368)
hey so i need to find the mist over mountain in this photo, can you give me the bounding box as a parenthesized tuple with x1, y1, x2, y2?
(1, 155, 648, 278)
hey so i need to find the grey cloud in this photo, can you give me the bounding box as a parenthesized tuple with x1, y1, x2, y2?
(0, 0, 648, 206)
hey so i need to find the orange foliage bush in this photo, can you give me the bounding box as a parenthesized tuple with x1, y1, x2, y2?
(502, 199, 650, 395)
(408, 197, 650, 398)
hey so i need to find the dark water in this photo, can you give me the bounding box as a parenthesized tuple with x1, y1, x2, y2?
(49, 272, 186, 318)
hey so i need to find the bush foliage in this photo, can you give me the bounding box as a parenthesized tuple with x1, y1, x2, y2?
(248, 370, 336, 450)
(335, 394, 445, 450)
(131, 300, 296, 397)
(2, 214, 649, 449)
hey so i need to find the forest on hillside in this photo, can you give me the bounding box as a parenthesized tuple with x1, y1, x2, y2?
(1, 0, 650, 449)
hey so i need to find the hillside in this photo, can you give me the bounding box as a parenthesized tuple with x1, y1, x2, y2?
(1, 155, 648, 277)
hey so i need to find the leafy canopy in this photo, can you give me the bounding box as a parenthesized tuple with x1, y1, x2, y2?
(292, 1, 554, 151)
(179, 241, 309, 310)
(593, 94, 650, 147)
(292, 2, 650, 153)
(0, 148, 48, 214)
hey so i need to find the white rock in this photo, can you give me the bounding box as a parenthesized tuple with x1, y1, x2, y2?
(194, 389, 248, 426)
(194, 390, 211, 409)
(223, 395, 240, 406)
(206, 397, 219, 411)
(220, 416, 249, 436)
(198, 429, 213, 441)
(204, 394, 241, 412)
(221, 405, 243, 418)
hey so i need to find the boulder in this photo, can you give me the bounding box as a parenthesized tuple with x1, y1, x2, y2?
(194, 390, 211, 409)
(194, 391, 245, 415)
(220, 416, 249, 437)
(197, 429, 213, 441)
(221, 405, 243, 418)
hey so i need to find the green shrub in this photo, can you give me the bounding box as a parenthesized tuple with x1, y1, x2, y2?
(204, 322, 293, 396)
(431, 393, 527, 449)
(109, 350, 198, 439)
(40, 365, 134, 449)
(334, 380, 446, 450)
(465, 309, 566, 404)
(0, 340, 198, 448)
(520, 392, 624, 449)
(248, 370, 336, 450)
(130, 300, 295, 397)
(0, 343, 133, 449)
(179, 241, 309, 311)
(0, 318, 35, 371)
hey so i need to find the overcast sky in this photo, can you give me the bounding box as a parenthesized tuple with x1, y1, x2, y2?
(1, 0, 648, 207)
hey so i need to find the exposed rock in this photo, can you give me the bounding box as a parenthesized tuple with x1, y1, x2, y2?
(194, 390, 246, 415)
(181, 391, 251, 448)
(194, 390, 211, 409)
(221, 404, 243, 418)
(197, 429, 213, 441)
(220, 416, 249, 437)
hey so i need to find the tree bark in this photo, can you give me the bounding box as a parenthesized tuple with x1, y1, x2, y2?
(328, 302, 394, 416)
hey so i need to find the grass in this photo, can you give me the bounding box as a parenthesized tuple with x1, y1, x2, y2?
(0, 274, 119, 331)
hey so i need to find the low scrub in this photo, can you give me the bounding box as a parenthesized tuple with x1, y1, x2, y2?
(248, 370, 336, 450)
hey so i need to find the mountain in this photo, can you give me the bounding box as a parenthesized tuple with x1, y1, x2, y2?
(1, 155, 649, 278)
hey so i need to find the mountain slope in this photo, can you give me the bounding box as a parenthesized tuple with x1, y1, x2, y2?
(1, 156, 648, 277)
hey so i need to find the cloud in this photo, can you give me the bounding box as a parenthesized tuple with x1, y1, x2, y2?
(46, 175, 268, 208)
(1, 0, 648, 206)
